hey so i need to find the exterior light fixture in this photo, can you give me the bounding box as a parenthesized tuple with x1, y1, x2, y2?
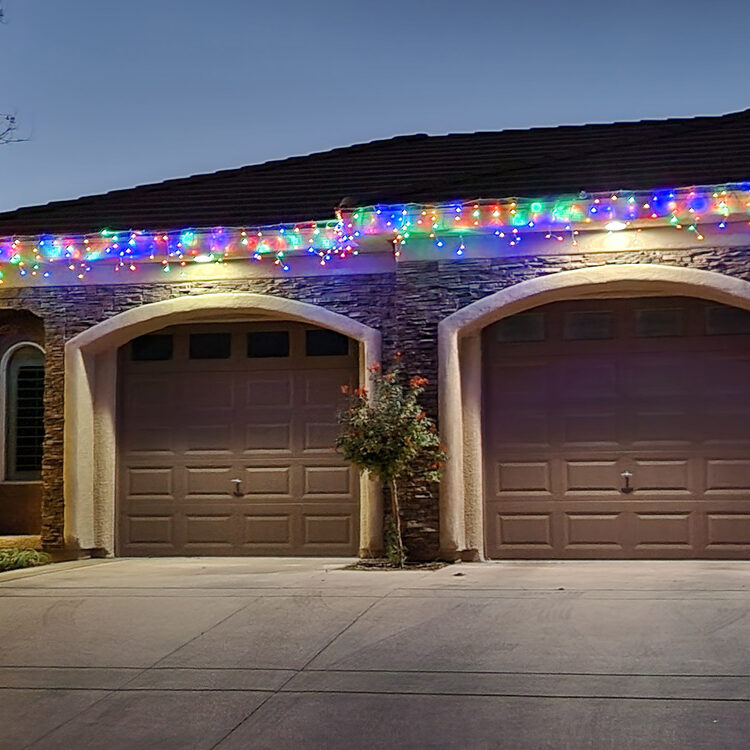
(605, 221, 627, 231)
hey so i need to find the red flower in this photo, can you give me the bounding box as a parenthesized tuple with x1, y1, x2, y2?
(416, 411, 426, 421)
(409, 375, 428, 388)
(367, 362, 381, 373)
(340, 384, 350, 395)
(353, 386, 368, 397)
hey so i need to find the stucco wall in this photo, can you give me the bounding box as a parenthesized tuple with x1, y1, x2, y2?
(2, 246, 749, 558)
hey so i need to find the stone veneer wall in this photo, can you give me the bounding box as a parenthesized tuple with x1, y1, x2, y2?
(1, 247, 749, 557)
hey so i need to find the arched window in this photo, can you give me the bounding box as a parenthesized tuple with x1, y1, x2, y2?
(4, 344, 45, 481)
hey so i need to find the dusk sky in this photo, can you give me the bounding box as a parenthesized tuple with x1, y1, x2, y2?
(1, 0, 749, 214)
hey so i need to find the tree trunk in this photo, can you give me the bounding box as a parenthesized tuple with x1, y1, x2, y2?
(389, 477, 405, 567)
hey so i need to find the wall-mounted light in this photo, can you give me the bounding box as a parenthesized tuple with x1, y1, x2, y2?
(605, 221, 627, 232)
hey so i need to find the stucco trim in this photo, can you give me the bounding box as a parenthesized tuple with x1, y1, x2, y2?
(64, 292, 383, 556)
(438, 263, 750, 559)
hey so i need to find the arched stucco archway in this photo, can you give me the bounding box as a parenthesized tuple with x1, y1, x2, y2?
(438, 264, 750, 559)
(64, 292, 382, 555)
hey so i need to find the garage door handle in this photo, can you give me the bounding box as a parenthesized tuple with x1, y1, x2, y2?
(231, 478, 244, 497)
(620, 471, 634, 494)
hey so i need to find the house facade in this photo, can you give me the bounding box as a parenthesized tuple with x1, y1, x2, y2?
(2, 110, 750, 560)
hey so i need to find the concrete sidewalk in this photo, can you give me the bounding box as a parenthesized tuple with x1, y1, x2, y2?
(1, 558, 749, 749)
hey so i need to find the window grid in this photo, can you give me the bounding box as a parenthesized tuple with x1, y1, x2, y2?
(12, 365, 44, 473)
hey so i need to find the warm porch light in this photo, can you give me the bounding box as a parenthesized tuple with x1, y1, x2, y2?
(605, 220, 627, 231)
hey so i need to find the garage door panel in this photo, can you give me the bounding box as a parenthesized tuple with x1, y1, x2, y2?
(701, 357, 750, 394)
(632, 460, 691, 493)
(242, 466, 292, 497)
(488, 411, 550, 447)
(632, 513, 692, 549)
(124, 516, 175, 546)
(183, 423, 234, 453)
(705, 459, 750, 492)
(561, 411, 618, 446)
(565, 461, 620, 493)
(494, 461, 551, 495)
(706, 514, 750, 548)
(126, 467, 174, 497)
(493, 513, 554, 550)
(489, 364, 549, 401)
(303, 513, 353, 545)
(563, 513, 624, 549)
(303, 466, 353, 497)
(484, 297, 750, 559)
(184, 466, 234, 497)
(631, 410, 692, 446)
(244, 423, 292, 452)
(246, 374, 293, 407)
(625, 358, 696, 398)
(122, 428, 176, 454)
(555, 361, 617, 399)
(703, 410, 750, 444)
(243, 513, 294, 546)
(303, 422, 340, 452)
(302, 370, 354, 406)
(122, 377, 177, 414)
(184, 374, 237, 408)
(184, 515, 236, 545)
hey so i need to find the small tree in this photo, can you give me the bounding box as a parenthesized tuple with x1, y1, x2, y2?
(336, 360, 446, 566)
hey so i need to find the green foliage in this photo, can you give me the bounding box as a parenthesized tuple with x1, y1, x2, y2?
(0, 549, 50, 572)
(336, 359, 446, 566)
(335, 361, 446, 485)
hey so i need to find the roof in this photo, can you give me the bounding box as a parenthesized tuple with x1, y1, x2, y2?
(2, 109, 750, 236)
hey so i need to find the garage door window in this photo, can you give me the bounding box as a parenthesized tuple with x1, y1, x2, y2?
(706, 306, 750, 335)
(247, 331, 289, 358)
(635, 308, 684, 338)
(131, 334, 173, 361)
(5, 345, 45, 481)
(564, 311, 614, 340)
(496, 312, 545, 343)
(189, 333, 231, 359)
(306, 329, 349, 356)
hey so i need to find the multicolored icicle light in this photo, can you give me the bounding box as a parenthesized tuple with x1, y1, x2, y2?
(0, 184, 748, 280)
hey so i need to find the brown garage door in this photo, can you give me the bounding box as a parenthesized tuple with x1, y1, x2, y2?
(118, 321, 359, 556)
(484, 296, 750, 559)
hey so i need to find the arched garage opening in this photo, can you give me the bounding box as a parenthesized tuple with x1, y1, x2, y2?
(438, 264, 750, 560)
(64, 293, 382, 557)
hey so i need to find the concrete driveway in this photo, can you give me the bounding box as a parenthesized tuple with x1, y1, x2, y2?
(1, 558, 749, 749)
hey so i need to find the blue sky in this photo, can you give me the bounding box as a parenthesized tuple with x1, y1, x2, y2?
(1, 0, 749, 213)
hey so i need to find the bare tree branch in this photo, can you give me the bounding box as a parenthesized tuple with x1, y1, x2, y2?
(0, 113, 25, 144)
(0, 3, 26, 144)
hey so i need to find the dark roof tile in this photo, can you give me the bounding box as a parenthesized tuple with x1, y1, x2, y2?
(1, 109, 750, 235)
